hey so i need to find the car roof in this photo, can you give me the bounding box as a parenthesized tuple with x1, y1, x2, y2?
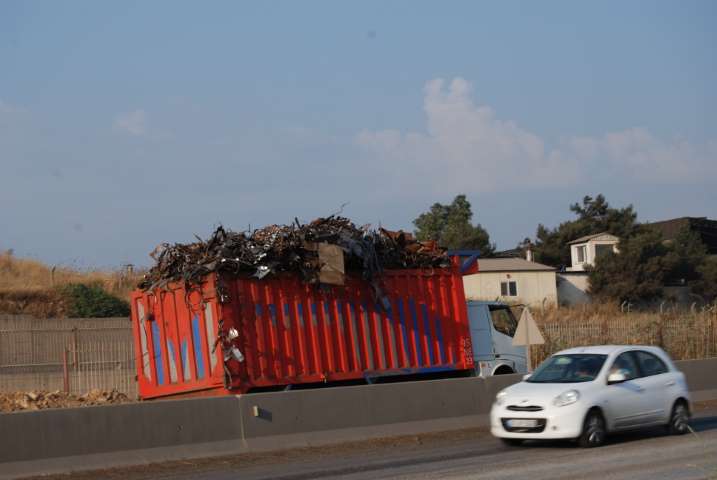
(554, 345, 665, 356)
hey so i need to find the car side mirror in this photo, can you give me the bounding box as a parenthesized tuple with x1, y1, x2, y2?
(607, 372, 627, 384)
(522, 374, 531, 380)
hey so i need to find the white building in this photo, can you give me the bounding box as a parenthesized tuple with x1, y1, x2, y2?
(566, 232, 619, 272)
(557, 232, 619, 305)
(462, 258, 557, 308)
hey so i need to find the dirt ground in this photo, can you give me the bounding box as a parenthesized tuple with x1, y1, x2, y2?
(0, 389, 130, 413)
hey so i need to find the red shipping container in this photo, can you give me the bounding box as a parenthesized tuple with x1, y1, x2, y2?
(130, 264, 475, 399)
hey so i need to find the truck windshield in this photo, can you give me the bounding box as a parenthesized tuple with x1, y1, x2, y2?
(527, 354, 607, 383)
(490, 307, 518, 337)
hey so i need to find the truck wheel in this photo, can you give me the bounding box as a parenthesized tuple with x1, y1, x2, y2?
(493, 366, 514, 375)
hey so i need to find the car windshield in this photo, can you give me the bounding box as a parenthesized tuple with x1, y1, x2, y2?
(527, 354, 607, 383)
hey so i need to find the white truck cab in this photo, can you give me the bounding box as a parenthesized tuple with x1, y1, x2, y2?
(467, 301, 527, 376)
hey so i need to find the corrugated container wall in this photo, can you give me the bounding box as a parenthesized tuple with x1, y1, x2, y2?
(131, 265, 475, 399)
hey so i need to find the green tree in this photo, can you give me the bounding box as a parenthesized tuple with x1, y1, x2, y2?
(692, 257, 717, 302)
(533, 194, 639, 267)
(587, 229, 669, 303)
(413, 195, 495, 254)
(59, 283, 130, 318)
(662, 225, 708, 285)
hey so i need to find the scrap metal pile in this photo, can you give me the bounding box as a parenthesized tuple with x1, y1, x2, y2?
(138, 216, 448, 291)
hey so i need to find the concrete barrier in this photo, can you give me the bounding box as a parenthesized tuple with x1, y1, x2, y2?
(675, 357, 717, 401)
(2, 358, 716, 479)
(0, 396, 246, 478)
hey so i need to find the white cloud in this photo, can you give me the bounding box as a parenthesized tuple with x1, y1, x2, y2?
(113, 109, 147, 136)
(356, 78, 716, 194)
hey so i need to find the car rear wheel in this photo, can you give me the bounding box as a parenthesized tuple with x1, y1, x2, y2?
(666, 401, 690, 435)
(499, 438, 523, 447)
(578, 410, 606, 448)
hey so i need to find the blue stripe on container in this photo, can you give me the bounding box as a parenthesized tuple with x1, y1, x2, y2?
(167, 340, 177, 383)
(310, 303, 318, 326)
(336, 301, 345, 332)
(420, 304, 435, 365)
(395, 300, 410, 365)
(268, 304, 277, 326)
(348, 302, 363, 368)
(434, 315, 445, 364)
(180, 340, 188, 378)
(323, 303, 332, 324)
(192, 316, 206, 379)
(151, 321, 165, 385)
(255, 304, 263, 316)
(414, 366, 457, 374)
(408, 299, 424, 365)
(297, 303, 305, 327)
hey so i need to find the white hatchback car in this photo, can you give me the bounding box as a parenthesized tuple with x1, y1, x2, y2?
(490, 345, 691, 447)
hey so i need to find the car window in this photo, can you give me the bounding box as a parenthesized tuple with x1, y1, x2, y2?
(527, 354, 607, 383)
(634, 350, 668, 376)
(490, 307, 517, 337)
(609, 352, 639, 380)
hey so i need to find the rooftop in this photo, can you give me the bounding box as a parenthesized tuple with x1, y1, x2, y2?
(476, 258, 554, 272)
(567, 232, 619, 245)
(648, 217, 717, 254)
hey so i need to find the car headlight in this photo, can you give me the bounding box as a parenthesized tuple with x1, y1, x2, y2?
(553, 389, 580, 407)
(494, 390, 508, 406)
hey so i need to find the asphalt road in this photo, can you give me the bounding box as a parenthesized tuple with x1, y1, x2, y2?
(32, 403, 717, 480)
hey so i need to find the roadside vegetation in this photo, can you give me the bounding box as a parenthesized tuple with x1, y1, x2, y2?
(532, 304, 717, 365)
(0, 250, 140, 317)
(528, 194, 717, 305)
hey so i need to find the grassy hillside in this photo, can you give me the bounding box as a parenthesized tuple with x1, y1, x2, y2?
(0, 251, 142, 317)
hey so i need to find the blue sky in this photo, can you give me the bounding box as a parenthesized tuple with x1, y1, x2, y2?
(1, 1, 716, 267)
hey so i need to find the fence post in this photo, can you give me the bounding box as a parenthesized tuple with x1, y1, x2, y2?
(72, 327, 79, 367)
(62, 348, 70, 393)
(657, 315, 664, 349)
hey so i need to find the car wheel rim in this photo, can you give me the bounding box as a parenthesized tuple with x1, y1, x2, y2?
(672, 405, 689, 433)
(587, 416, 604, 445)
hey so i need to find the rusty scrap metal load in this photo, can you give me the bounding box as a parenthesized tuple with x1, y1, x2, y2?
(139, 216, 448, 291)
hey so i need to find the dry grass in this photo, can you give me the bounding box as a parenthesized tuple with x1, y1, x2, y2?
(0, 251, 143, 317)
(530, 304, 717, 365)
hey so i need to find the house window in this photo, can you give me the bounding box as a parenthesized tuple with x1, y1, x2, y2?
(500, 281, 517, 297)
(576, 245, 586, 263)
(595, 244, 613, 259)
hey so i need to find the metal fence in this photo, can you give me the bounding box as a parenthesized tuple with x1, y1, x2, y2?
(0, 315, 136, 398)
(531, 310, 717, 366)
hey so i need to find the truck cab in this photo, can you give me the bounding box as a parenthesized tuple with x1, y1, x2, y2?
(467, 301, 527, 376)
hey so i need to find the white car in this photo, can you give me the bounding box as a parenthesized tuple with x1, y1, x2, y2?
(490, 345, 691, 447)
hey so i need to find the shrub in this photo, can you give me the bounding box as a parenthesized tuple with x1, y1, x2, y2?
(59, 283, 130, 318)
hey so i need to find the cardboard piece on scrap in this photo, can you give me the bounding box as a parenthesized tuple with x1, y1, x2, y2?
(318, 242, 345, 285)
(512, 308, 545, 346)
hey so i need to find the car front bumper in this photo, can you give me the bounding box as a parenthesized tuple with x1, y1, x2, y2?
(490, 403, 587, 440)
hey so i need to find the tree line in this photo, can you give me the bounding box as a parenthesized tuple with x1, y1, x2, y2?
(413, 194, 717, 304)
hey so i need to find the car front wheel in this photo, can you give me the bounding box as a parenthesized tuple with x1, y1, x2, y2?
(578, 410, 606, 448)
(666, 401, 690, 435)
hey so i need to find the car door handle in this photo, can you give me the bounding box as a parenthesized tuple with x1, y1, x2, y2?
(665, 381, 676, 387)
